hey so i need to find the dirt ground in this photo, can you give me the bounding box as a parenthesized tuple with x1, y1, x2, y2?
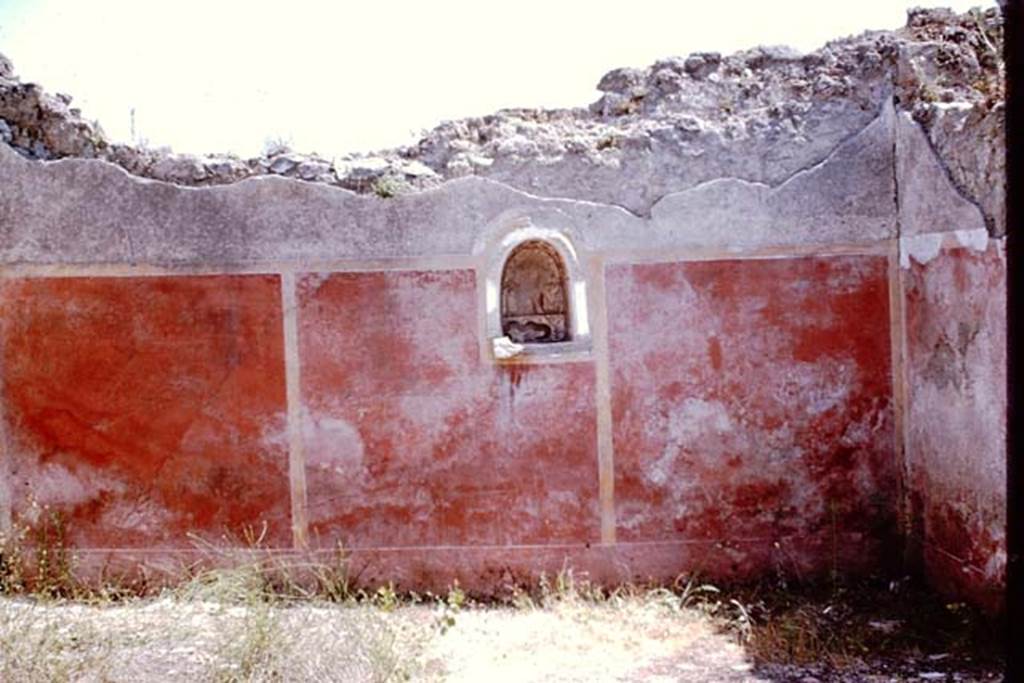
(0, 571, 1005, 682)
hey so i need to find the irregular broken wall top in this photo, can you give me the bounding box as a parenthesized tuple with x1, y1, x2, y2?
(0, 110, 895, 265)
(0, 6, 1004, 247)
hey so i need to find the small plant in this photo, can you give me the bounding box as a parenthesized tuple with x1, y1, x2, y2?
(675, 574, 721, 611)
(0, 504, 80, 598)
(433, 581, 465, 635)
(372, 582, 399, 612)
(308, 541, 354, 602)
(0, 525, 27, 594)
(371, 176, 406, 199)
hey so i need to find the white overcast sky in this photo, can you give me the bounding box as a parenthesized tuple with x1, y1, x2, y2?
(0, 0, 998, 158)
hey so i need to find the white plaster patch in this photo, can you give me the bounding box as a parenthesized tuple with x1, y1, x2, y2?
(259, 418, 291, 453)
(953, 228, 989, 253)
(931, 101, 974, 114)
(301, 410, 366, 476)
(668, 398, 734, 442)
(800, 366, 853, 416)
(839, 417, 872, 449)
(99, 497, 177, 535)
(900, 233, 944, 268)
(985, 547, 1007, 580)
(492, 336, 524, 359)
(648, 399, 733, 486)
(298, 272, 332, 297)
(27, 462, 122, 509)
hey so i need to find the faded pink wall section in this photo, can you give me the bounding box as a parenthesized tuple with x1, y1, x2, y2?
(904, 243, 1006, 613)
(606, 256, 898, 577)
(297, 270, 601, 557)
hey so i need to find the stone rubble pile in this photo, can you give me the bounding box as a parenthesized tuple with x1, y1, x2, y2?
(0, 6, 1004, 232)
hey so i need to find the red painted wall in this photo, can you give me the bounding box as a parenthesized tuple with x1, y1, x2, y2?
(0, 275, 292, 549)
(0, 256, 920, 590)
(606, 256, 898, 574)
(904, 244, 1006, 613)
(297, 270, 600, 550)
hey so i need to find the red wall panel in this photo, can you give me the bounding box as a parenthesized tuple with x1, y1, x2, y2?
(904, 244, 1006, 613)
(297, 270, 600, 549)
(606, 256, 897, 565)
(0, 275, 291, 549)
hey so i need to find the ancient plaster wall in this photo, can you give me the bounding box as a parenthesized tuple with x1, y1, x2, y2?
(607, 256, 897, 576)
(298, 270, 600, 549)
(903, 242, 1006, 614)
(0, 275, 292, 550)
(896, 112, 1006, 614)
(0, 7, 1006, 606)
(0, 106, 906, 590)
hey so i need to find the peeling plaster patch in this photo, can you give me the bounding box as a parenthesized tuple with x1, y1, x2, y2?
(986, 548, 1007, 581)
(649, 398, 734, 486)
(900, 230, 988, 269)
(22, 462, 122, 509)
(98, 498, 177, 537)
(953, 228, 989, 253)
(900, 233, 944, 268)
(298, 272, 332, 297)
(777, 361, 853, 416)
(301, 410, 366, 477)
(0, 443, 11, 532)
(667, 398, 734, 443)
(259, 420, 291, 454)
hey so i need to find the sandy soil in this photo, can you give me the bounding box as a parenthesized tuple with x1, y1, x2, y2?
(0, 590, 1004, 682)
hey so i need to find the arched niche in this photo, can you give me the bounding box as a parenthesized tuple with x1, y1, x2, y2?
(500, 240, 570, 344)
(478, 220, 592, 362)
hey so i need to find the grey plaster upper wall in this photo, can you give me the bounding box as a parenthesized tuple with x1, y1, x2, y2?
(0, 105, 900, 266)
(895, 110, 987, 238)
(0, 8, 1002, 233)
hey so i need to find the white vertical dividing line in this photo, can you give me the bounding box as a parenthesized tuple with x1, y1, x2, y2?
(887, 241, 912, 546)
(0, 390, 10, 535)
(281, 272, 309, 549)
(0, 282, 11, 534)
(589, 256, 617, 545)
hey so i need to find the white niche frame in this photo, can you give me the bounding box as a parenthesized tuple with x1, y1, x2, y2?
(477, 214, 593, 363)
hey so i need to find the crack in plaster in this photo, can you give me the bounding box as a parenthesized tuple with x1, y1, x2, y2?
(646, 106, 892, 218)
(2, 101, 893, 228)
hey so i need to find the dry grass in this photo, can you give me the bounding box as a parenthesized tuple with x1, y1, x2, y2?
(0, 520, 1004, 681)
(0, 566, 439, 682)
(0, 568, 1006, 682)
(0, 566, 750, 682)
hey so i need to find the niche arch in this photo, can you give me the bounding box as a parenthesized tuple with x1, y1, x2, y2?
(500, 240, 570, 343)
(480, 220, 592, 362)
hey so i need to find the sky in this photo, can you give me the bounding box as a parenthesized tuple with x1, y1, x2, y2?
(0, 0, 999, 158)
